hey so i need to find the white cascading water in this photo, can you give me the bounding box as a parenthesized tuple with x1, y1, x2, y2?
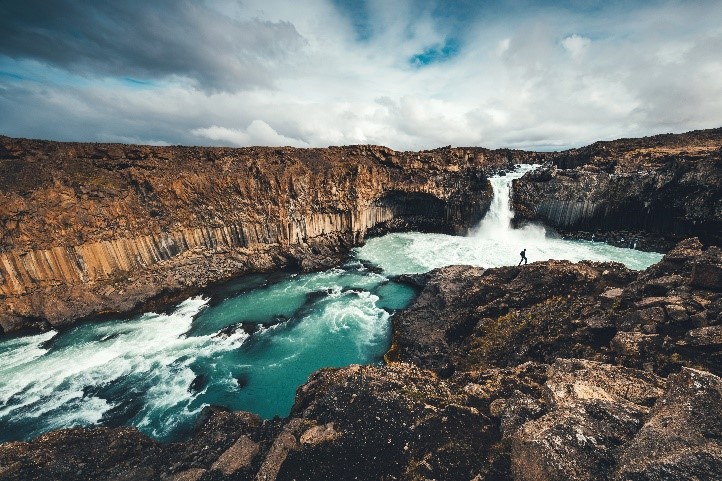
(356, 166, 662, 275)
(470, 164, 546, 242)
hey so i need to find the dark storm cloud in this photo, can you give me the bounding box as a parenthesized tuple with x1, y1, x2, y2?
(0, 0, 307, 91)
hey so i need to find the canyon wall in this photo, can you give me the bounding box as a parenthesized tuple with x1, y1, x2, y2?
(3, 127, 719, 334)
(0, 137, 542, 333)
(512, 128, 722, 248)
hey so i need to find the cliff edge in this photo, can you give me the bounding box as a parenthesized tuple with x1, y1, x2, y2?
(512, 128, 722, 249)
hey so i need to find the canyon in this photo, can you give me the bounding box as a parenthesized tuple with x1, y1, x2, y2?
(0, 136, 543, 334)
(1, 128, 721, 481)
(2, 129, 720, 333)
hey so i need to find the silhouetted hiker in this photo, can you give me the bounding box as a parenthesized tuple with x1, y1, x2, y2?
(518, 248, 527, 266)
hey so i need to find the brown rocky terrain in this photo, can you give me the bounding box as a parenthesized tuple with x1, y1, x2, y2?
(1, 238, 720, 481)
(2, 129, 722, 480)
(512, 128, 722, 250)
(0, 136, 544, 334)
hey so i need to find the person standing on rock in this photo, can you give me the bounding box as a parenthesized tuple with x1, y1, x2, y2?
(518, 248, 528, 266)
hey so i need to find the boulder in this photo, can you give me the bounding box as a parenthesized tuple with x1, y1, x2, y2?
(615, 368, 722, 480)
(691, 247, 722, 291)
(611, 331, 660, 357)
(683, 326, 722, 347)
(511, 359, 665, 481)
(210, 435, 259, 476)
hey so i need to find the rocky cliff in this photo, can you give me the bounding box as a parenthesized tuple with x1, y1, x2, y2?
(512, 128, 722, 250)
(3, 128, 720, 333)
(1, 238, 720, 481)
(0, 136, 544, 333)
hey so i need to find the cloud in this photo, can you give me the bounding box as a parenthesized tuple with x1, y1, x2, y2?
(0, 0, 307, 92)
(192, 121, 310, 148)
(1, 0, 721, 151)
(562, 34, 591, 59)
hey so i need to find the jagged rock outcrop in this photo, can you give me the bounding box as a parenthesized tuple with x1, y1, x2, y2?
(2, 238, 721, 481)
(511, 359, 666, 481)
(0, 136, 545, 333)
(614, 367, 722, 480)
(512, 128, 722, 249)
(387, 260, 637, 374)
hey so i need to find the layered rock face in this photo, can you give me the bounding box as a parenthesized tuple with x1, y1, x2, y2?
(512, 128, 722, 249)
(3, 128, 719, 333)
(2, 239, 720, 481)
(0, 136, 544, 333)
(2, 130, 722, 480)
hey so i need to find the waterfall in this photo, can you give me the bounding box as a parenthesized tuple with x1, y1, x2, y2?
(471, 165, 544, 240)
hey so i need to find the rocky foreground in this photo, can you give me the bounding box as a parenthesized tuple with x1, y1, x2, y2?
(1, 238, 720, 481)
(1, 129, 722, 480)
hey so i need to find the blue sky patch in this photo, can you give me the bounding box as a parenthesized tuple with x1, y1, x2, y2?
(330, 0, 373, 41)
(0, 70, 25, 81)
(410, 37, 460, 66)
(121, 77, 155, 88)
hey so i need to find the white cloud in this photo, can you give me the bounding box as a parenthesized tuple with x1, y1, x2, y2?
(562, 34, 591, 59)
(496, 38, 511, 57)
(1, 0, 721, 151)
(192, 121, 310, 147)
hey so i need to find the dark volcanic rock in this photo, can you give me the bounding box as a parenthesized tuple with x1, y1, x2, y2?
(691, 246, 722, 291)
(614, 368, 722, 480)
(283, 363, 495, 480)
(0, 427, 164, 481)
(512, 359, 666, 481)
(512, 128, 722, 247)
(390, 260, 636, 373)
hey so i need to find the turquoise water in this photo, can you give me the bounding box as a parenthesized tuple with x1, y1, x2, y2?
(0, 266, 416, 443)
(0, 166, 664, 443)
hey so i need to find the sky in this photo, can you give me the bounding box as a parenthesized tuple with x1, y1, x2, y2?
(0, 0, 721, 151)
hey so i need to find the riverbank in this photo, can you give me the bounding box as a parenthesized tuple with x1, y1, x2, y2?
(1, 238, 720, 481)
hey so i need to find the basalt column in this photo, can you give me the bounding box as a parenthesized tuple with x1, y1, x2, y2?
(0, 138, 509, 333)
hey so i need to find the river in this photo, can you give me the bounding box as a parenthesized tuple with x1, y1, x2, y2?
(0, 166, 663, 443)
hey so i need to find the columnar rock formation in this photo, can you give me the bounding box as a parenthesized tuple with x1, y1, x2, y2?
(3, 128, 720, 333)
(512, 128, 722, 249)
(0, 136, 542, 333)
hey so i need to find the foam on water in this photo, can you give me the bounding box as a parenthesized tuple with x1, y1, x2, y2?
(0, 297, 253, 441)
(0, 330, 57, 373)
(356, 166, 663, 276)
(0, 165, 664, 443)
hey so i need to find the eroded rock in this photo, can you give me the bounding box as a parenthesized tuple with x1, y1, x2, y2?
(511, 359, 665, 481)
(615, 368, 722, 480)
